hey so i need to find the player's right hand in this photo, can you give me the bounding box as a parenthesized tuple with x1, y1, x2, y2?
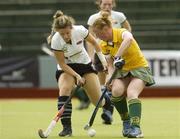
(113, 56, 125, 69)
(75, 74, 85, 86)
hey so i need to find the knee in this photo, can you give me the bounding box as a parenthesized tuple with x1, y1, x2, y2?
(59, 86, 72, 96)
(127, 89, 138, 100)
(112, 86, 125, 97)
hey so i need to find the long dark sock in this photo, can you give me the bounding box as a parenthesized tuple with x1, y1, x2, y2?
(111, 95, 129, 121)
(57, 96, 72, 127)
(128, 99, 141, 127)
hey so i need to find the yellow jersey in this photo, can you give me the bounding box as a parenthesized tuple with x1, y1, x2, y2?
(100, 28, 148, 71)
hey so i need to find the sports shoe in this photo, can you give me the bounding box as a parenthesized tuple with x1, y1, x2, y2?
(122, 120, 131, 137)
(59, 125, 72, 137)
(101, 109, 113, 124)
(127, 126, 144, 138)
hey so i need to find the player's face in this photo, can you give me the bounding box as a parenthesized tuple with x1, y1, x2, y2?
(93, 26, 112, 41)
(100, 0, 113, 13)
(58, 26, 72, 43)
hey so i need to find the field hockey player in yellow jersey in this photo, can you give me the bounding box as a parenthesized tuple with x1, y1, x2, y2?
(92, 12, 155, 138)
(87, 0, 132, 125)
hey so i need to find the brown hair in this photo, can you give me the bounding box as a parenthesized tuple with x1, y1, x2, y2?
(47, 10, 75, 44)
(92, 11, 112, 30)
(95, 0, 116, 9)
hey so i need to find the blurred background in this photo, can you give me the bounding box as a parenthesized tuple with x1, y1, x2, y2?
(0, 0, 180, 98)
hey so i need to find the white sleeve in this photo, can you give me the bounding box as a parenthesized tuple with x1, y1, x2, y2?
(118, 12, 127, 23)
(122, 31, 133, 40)
(87, 15, 94, 26)
(87, 13, 100, 26)
(78, 25, 89, 39)
(51, 34, 63, 51)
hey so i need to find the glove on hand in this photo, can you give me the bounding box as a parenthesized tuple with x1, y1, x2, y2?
(113, 57, 125, 69)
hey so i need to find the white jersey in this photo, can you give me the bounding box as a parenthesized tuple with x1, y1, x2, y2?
(51, 25, 91, 70)
(87, 10, 126, 28)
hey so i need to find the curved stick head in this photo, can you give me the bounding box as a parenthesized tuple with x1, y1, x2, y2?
(84, 124, 90, 131)
(38, 129, 47, 138)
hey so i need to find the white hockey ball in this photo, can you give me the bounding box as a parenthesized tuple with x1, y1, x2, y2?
(88, 128, 96, 137)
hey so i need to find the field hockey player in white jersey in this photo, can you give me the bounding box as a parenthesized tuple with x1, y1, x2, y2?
(48, 10, 113, 137)
(86, 0, 132, 125)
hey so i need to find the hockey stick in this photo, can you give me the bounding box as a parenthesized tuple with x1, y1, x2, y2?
(84, 68, 119, 130)
(38, 85, 81, 138)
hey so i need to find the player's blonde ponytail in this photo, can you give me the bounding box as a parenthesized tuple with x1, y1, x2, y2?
(92, 11, 112, 30)
(101, 11, 110, 19)
(47, 10, 75, 44)
(53, 10, 64, 19)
